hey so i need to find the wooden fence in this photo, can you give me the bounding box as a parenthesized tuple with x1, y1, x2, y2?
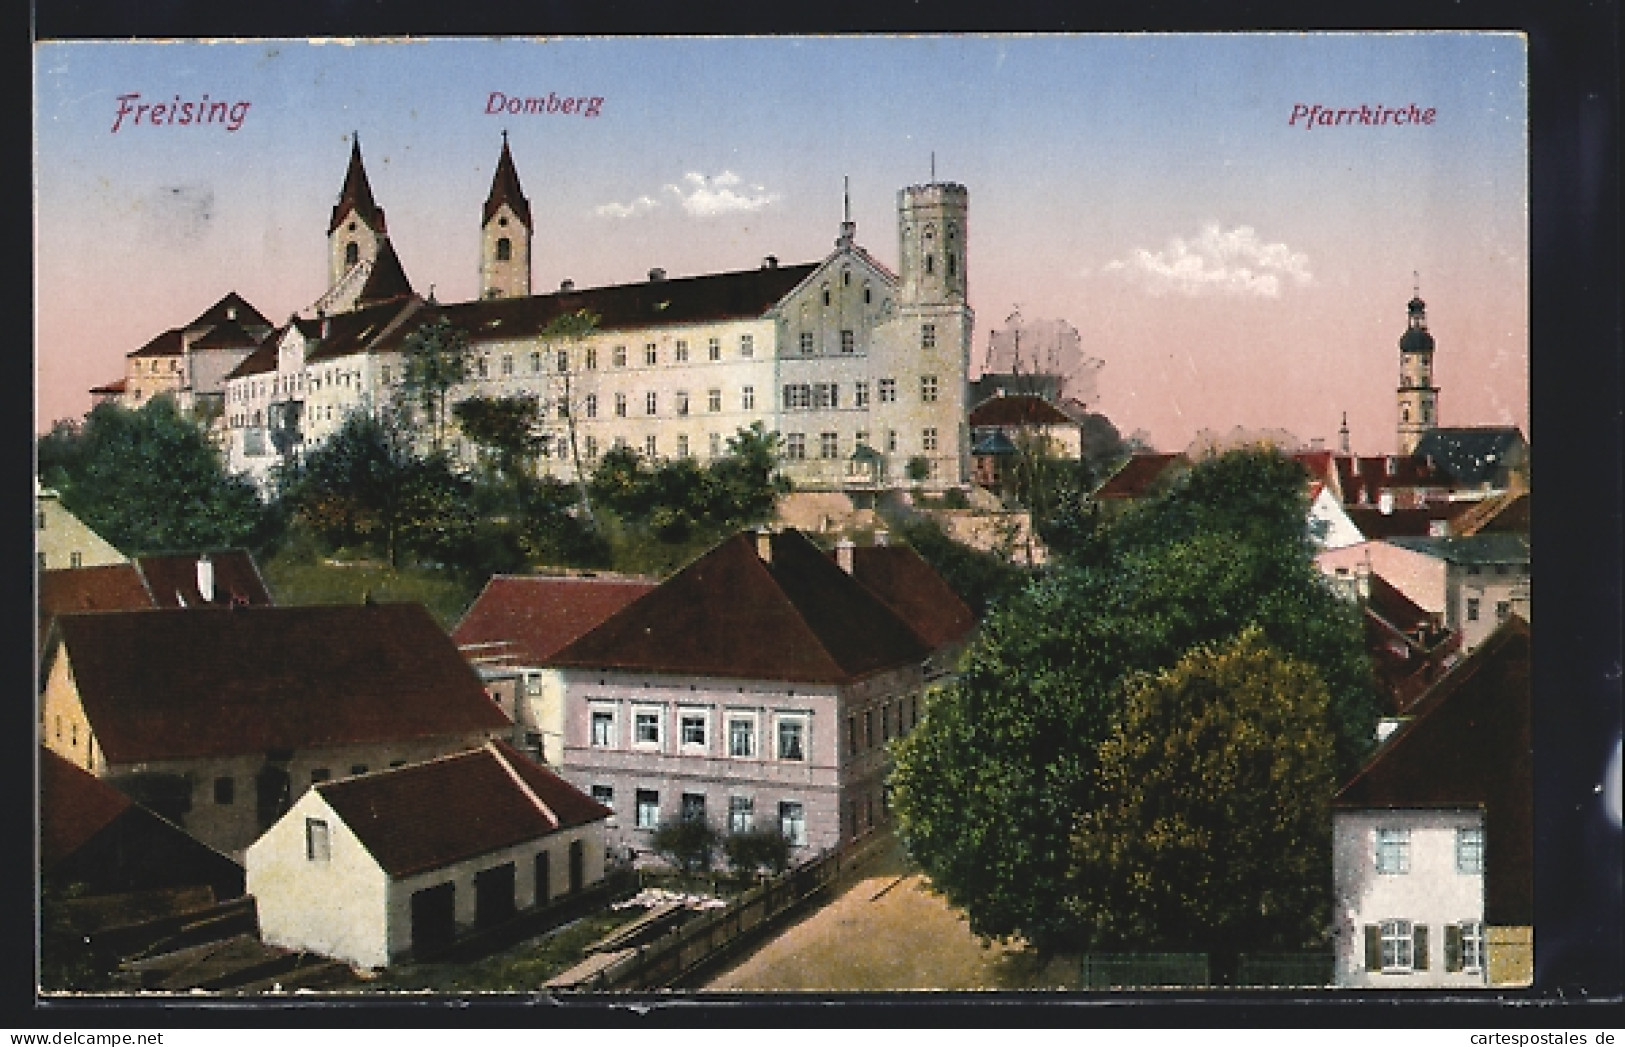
(1078, 952, 1335, 989)
(546, 833, 886, 992)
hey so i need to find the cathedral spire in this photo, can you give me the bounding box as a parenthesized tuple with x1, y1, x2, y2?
(483, 133, 533, 231)
(329, 134, 386, 236)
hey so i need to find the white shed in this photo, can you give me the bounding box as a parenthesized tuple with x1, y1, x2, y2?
(246, 740, 610, 969)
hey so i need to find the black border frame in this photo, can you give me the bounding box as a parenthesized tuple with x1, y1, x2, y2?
(16, 0, 1622, 1029)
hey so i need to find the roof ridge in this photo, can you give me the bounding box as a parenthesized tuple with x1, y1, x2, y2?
(486, 740, 558, 829)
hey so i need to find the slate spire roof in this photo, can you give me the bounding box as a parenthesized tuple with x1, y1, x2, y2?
(329, 136, 387, 236)
(484, 134, 533, 231)
(548, 529, 933, 684)
(356, 237, 415, 308)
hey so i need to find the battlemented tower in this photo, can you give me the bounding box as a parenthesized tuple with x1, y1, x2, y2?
(895, 179, 973, 483)
(1397, 286, 1439, 456)
(480, 133, 533, 300)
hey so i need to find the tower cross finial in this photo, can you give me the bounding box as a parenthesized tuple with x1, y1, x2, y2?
(931, 151, 936, 181)
(843, 175, 850, 223)
(1413, 270, 1420, 296)
(502, 128, 508, 144)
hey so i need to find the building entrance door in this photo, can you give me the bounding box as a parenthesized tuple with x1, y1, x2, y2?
(410, 882, 456, 957)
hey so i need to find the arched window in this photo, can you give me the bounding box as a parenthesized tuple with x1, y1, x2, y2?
(496, 237, 512, 261)
(344, 241, 359, 266)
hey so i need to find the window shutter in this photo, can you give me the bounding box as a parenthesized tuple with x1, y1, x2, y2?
(1445, 924, 1462, 972)
(1365, 925, 1381, 970)
(1414, 924, 1430, 971)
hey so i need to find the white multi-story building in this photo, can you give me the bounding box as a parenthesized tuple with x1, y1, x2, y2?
(221, 137, 974, 493)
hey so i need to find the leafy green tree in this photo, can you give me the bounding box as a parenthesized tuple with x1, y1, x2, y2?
(1072, 628, 1337, 981)
(883, 511, 1032, 618)
(709, 422, 791, 527)
(452, 394, 544, 481)
(889, 448, 1378, 952)
(279, 406, 469, 568)
(723, 828, 793, 881)
(399, 314, 471, 450)
(36, 398, 268, 556)
(651, 816, 720, 876)
(539, 309, 601, 522)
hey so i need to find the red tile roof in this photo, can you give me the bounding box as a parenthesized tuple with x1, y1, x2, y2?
(135, 551, 274, 609)
(329, 138, 386, 236)
(1335, 616, 1532, 925)
(1334, 454, 1455, 506)
(224, 338, 279, 380)
(968, 394, 1076, 428)
(484, 137, 532, 230)
(1452, 491, 1530, 536)
(38, 564, 155, 650)
(190, 319, 262, 350)
(453, 575, 657, 667)
(1093, 453, 1188, 500)
(846, 546, 976, 649)
(317, 740, 608, 878)
(39, 745, 133, 870)
(1291, 450, 1339, 490)
(90, 377, 128, 395)
(51, 604, 511, 765)
(549, 530, 933, 684)
(1345, 503, 1465, 540)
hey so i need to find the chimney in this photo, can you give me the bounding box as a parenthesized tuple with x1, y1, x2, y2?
(873, 530, 890, 547)
(648, 268, 666, 282)
(196, 554, 215, 603)
(560, 279, 575, 292)
(754, 527, 773, 564)
(835, 538, 856, 574)
(762, 255, 778, 270)
(1378, 490, 1395, 516)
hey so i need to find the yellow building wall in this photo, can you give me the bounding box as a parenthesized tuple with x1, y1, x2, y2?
(40, 650, 103, 775)
(36, 493, 127, 571)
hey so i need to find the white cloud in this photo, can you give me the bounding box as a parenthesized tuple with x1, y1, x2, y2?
(592, 195, 660, 220)
(1105, 224, 1313, 298)
(665, 170, 781, 218)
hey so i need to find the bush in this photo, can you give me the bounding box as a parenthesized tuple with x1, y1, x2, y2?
(723, 828, 792, 880)
(651, 817, 720, 875)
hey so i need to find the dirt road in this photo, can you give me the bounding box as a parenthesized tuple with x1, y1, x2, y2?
(700, 831, 1076, 992)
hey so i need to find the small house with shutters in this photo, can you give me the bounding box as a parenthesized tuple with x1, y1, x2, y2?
(1331, 616, 1532, 988)
(245, 740, 610, 969)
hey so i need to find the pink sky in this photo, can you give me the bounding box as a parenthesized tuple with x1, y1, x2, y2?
(34, 34, 1528, 455)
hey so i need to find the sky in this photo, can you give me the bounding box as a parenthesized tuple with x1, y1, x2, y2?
(33, 33, 1528, 454)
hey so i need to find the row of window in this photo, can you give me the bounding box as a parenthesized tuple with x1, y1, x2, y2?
(591, 785, 808, 846)
(782, 428, 935, 460)
(848, 695, 919, 756)
(1464, 597, 1516, 624)
(590, 704, 808, 762)
(781, 375, 937, 411)
(1374, 826, 1484, 875)
(210, 761, 408, 806)
(584, 386, 756, 419)
(1369, 919, 1485, 975)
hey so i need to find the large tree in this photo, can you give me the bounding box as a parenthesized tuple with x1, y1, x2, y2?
(888, 448, 1378, 952)
(1072, 628, 1338, 981)
(36, 398, 267, 555)
(399, 314, 471, 450)
(278, 406, 469, 568)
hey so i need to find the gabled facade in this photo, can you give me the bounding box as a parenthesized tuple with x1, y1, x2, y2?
(1332, 617, 1532, 988)
(96, 292, 273, 416)
(452, 574, 659, 764)
(246, 740, 610, 969)
(35, 486, 127, 572)
(546, 529, 939, 862)
(40, 603, 513, 857)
